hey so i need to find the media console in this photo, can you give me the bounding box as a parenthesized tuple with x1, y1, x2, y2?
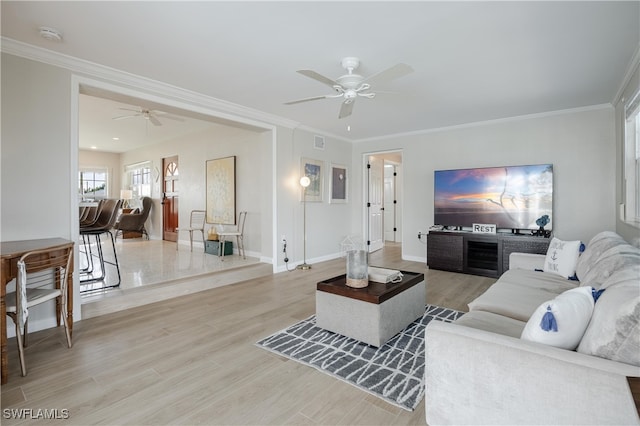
(427, 231, 551, 278)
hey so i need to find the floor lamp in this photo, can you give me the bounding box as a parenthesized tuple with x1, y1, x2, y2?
(298, 176, 312, 270)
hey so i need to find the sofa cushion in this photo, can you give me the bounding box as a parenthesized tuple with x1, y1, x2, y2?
(520, 286, 595, 350)
(575, 231, 627, 282)
(468, 269, 578, 321)
(578, 244, 640, 289)
(453, 310, 526, 338)
(543, 237, 582, 279)
(596, 264, 640, 291)
(577, 280, 640, 366)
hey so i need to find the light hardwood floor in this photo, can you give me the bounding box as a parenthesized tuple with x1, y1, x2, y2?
(1, 243, 495, 425)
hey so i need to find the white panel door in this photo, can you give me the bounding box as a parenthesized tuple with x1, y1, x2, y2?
(368, 156, 384, 252)
(384, 164, 396, 242)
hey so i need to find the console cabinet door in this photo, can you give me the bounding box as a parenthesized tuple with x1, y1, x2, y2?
(502, 237, 551, 272)
(427, 233, 464, 272)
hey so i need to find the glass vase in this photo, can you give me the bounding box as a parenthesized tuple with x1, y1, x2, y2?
(346, 249, 368, 288)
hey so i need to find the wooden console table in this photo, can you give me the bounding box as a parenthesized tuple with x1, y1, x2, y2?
(427, 231, 551, 278)
(0, 238, 74, 384)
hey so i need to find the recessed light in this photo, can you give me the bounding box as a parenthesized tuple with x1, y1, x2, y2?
(347, 125, 351, 132)
(90, 146, 97, 150)
(38, 26, 62, 42)
(112, 137, 120, 141)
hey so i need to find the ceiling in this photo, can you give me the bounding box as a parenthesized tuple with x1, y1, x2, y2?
(2, 1, 639, 149)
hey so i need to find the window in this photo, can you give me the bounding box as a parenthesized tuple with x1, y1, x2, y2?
(79, 168, 108, 201)
(125, 161, 152, 201)
(624, 90, 640, 225)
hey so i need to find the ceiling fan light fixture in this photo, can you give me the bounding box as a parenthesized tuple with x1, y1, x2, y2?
(341, 57, 360, 73)
(39, 26, 62, 42)
(285, 56, 413, 119)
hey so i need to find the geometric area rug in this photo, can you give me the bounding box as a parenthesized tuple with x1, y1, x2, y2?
(255, 304, 463, 411)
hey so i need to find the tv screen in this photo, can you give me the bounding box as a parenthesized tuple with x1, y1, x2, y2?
(434, 164, 553, 231)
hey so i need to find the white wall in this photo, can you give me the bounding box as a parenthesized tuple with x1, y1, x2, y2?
(119, 124, 267, 255)
(273, 128, 353, 271)
(1, 53, 78, 333)
(351, 106, 617, 262)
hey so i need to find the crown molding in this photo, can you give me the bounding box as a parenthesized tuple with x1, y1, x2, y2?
(613, 43, 640, 105)
(353, 103, 613, 144)
(295, 123, 352, 143)
(1, 37, 300, 130)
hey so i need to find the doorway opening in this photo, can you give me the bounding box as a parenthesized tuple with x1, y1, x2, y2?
(364, 151, 403, 253)
(162, 155, 179, 242)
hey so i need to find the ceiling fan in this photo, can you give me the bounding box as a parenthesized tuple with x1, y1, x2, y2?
(285, 57, 413, 119)
(112, 107, 185, 126)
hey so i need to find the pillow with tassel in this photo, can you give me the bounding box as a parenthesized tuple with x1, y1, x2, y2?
(521, 286, 601, 350)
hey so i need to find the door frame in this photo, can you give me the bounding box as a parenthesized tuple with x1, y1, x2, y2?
(162, 155, 179, 242)
(384, 159, 402, 243)
(70, 73, 283, 307)
(362, 150, 403, 252)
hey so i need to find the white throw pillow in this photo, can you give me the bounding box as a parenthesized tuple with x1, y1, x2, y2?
(543, 237, 582, 279)
(577, 282, 640, 366)
(521, 286, 595, 350)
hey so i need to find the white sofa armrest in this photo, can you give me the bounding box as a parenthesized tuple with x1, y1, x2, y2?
(425, 321, 640, 425)
(509, 252, 545, 271)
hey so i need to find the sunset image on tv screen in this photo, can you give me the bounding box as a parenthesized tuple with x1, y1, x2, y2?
(434, 164, 553, 230)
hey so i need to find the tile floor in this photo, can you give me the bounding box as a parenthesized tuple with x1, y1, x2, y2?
(78, 236, 265, 316)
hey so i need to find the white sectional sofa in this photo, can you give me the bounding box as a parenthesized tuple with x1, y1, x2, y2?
(425, 231, 640, 425)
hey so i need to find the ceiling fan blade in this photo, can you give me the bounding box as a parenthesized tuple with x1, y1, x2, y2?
(156, 114, 185, 122)
(118, 107, 142, 112)
(148, 115, 162, 126)
(284, 95, 334, 105)
(362, 63, 413, 87)
(112, 114, 140, 121)
(338, 100, 354, 119)
(297, 70, 340, 89)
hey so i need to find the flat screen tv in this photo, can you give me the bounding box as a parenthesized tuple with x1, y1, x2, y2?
(434, 164, 553, 231)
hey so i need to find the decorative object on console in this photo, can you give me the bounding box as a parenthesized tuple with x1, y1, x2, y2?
(434, 164, 553, 232)
(534, 214, 551, 237)
(543, 237, 583, 279)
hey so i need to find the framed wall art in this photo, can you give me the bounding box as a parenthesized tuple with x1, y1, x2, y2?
(300, 157, 323, 202)
(206, 156, 236, 224)
(330, 163, 348, 203)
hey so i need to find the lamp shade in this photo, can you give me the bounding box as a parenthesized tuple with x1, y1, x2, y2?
(120, 189, 133, 200)
(300, 176, 311, 188)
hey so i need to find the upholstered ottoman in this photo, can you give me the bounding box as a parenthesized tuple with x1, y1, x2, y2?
(315, 271, 425, 347)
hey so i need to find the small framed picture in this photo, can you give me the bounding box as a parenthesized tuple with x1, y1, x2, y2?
(329, 163, 348, 203)
(300, 157, 324, 202)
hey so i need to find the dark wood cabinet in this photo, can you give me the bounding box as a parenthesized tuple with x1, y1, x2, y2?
(427, 231, 550, 278)
(501, 237, 551, 273)
(426, 233, 464, 272)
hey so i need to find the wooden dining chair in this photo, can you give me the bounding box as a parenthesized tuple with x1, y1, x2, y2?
(5, 245, 74, 376)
